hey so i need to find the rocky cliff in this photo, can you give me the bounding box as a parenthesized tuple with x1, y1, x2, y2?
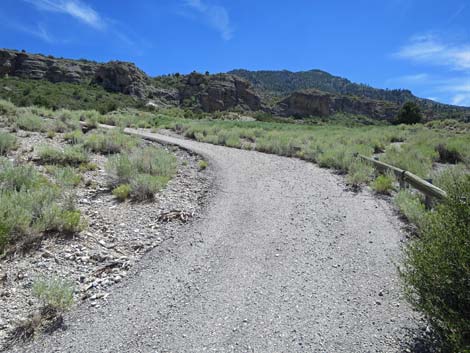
(178, 72, 262, 112)
(274, 89, 399, 120)
(0, 49, 262, 112)
(0, 49, 151, 98)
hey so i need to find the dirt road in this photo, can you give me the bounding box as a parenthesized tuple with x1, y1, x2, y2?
(12, 131, 418, 352)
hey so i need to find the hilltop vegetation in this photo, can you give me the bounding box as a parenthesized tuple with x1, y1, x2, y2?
(0, 77, 145, 114)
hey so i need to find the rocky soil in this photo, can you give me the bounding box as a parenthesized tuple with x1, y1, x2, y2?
(0, 128, 213, 350)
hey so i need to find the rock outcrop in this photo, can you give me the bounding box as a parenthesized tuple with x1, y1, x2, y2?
(0, 49, 149, 98)
(178, 72, 262, 112)
(0, 49, 96, 83)
(274, 89, 400, 120)
(0, 48, 412, 119)
(92, 61, 149, 98)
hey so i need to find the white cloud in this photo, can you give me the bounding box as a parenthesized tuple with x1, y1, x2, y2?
(396, 33, 470, 71)
(386, 73, 430, 85)
(184, 0, 234, 40)
(24, 0, 105, 30)
(451, 93, 470, 106)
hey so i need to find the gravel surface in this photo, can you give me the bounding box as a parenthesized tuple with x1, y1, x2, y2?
(8, 130, 421, 353)
(0, 128, 211, 350)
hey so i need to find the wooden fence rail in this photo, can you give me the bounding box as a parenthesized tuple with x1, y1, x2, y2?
(356, 154, 448, 201)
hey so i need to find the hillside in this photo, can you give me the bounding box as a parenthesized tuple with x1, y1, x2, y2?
(1, 48, 469, 121)
(228, 69, 470, 119)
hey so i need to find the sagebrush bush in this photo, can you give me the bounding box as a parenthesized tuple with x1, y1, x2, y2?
(83, 129, 137, 154)
(63, 130, 84, 145)
(372, 174, 394, 194)
(112, 184, 131, 201)
(198, 160, 208, 170)
(400, 177, 470, 352)
(0, 159, 46, 191)
(346, 159, 374, 187)
(37, 145, 89, 166)
(394, 190, 426, 226)
(130, 174, 168, 200)
(0, 159, 83, 252)
(32, 277, 74, 311)
(49, 166, 82, 187)
(0, 132, 17, 155)
(0, 99, 17, 116)
(15, 112, 44, 132)
(106, 146, 176, 200)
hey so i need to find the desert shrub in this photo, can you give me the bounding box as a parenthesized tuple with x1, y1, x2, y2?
(0, 187, 59, 251)
(395, 102, 423, 125)
(83, 129, 137, 154)
(78, 162, 98, 172)
(198, 160, 208, 170)
(0, 159, 46, 191)
(382, 144, 433, 177)
(436, 143, 462, 164)
(0, 99, 17, 116)
(394, 190, 426, 226)
(37, 145, 89, 166)
(63, 130, 84, 145)
(112, 184, 131, 201)
(0, 132, 17, 155)
(346, 159, 374, 187)
(432, 164, 469, 194)
(16, 113, 44, 132)
(372, 174, 394, 194)
(129, 174, 168, 200)
(32, 278, 74, 311)
(106, 146, 176, 200)
(317, 146, 354, 172)
(400, 177, 470, 352)
(49, 166, 82, 187)
(60, 210, 83, 234)
(106, 154, 133, 185)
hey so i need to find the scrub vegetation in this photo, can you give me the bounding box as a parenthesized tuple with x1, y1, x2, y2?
(1, 97, 469, 350)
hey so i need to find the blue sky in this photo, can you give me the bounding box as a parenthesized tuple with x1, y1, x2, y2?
(1, 0, 469, 106)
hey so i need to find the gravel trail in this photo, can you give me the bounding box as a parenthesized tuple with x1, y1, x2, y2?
(11, 131, 419, 352)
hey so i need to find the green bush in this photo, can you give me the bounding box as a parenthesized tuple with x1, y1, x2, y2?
(16, 112, 44, 132)
(198, 160, 208, 170)
(129, 174, 168, 200)
(60, 210, 83, 234)
(63, 130, 84, 145)
(0, 159, 46, 191)
(396, 102, 423, 125)
(0, 99, 17, 116)
(106, 146, 176, 200)
(32, 277, 74, 311)
(346, 159, 373, 187)
(49, 166, 82, 187)
(400, 177, 470, 351)
(394, 190, 426, 227)
(0, 132, 17, 155)
(112, 184, 131, 201)
(371, 174, 394, 194)
(37, 145, 89, 166)
(83, 129, 137, 154)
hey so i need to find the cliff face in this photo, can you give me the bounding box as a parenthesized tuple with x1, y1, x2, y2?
(0, 49, 149, 98)
(0, 49, 96, 83)
(274, 89, 400, 120)
(179, 72, 262, 112)
(0, 49, 263, 112)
